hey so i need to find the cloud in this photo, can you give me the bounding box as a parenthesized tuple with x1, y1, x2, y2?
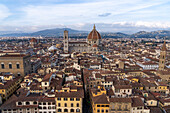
(0, 0, 170, 32)
(0, 4, 11, 20)
(1, 21, 170, 34)
(5, 0, 169, 26)
(98, 13, 111, 17)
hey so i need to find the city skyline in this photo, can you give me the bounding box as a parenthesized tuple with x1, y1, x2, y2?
(0, 0, 170, 33)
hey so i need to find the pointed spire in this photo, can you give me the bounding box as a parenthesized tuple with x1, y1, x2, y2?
(161, 37, 167, 51)
(93, 24, 96, 29)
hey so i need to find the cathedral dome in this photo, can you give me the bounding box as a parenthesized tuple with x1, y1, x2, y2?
(30, 38, 37, 43)
(87, 25, 101, 40)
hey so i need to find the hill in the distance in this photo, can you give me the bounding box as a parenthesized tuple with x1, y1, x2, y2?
(0, 28, 170, 39)
(0, 28, 88, 37)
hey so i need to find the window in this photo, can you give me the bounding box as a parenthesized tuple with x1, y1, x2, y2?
(65, 103, 67, 107)
(1, 63, 4, 69)
(76, 98, 80, 101)
(17, 73, 21, 76)
(77, 103, 79, 107)
(64, 109, 68, 112)
(76, 109, 80, 112)
(64, 98, 68, 101)
(70, 109, 74, 112)
(71, 103, 73, 107)
(70, 98, 74, 101)
(102, 109, 104, 112)
(106, 110, 108, 112)
(97, 109, 100, 112)
(58, 109, 62, 112)
(97, 105, 100, 107)
(9, 63, 12, 69)
(33, 101, 37, 105)
(43, 102, 46, 105)
(58, 103, 61, 107)
(58, 98, 61, 100)
(106, 105, 109, 107)
(18, 102, 22, 105)
(26, 102, 30, 105)
(16, 64, 20, 69)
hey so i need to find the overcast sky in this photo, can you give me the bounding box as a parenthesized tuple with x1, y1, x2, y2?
(0, 0, 170, 33)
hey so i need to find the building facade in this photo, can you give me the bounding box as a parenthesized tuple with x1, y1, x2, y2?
(0, 54, 31, 76)
(63, 25, 102, 53)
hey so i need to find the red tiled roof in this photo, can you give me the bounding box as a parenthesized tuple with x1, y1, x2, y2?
(87, 25, 101, 40)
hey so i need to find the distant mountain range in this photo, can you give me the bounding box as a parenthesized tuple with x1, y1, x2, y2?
(0, 28, 170, 39)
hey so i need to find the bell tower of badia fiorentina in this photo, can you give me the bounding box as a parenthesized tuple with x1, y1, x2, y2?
(158, 40, 167, 71)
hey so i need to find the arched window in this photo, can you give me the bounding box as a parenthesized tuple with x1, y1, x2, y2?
(97, 109, 100, 112)
(58, 109, 62, 112)
(18, 102, 22, 105)
(26, 102, 30, 105)
(33, 101, 37, 105)
(102, 109, 104, 112)
(70, 109, 74, 112)
(71, 103, 73, 107)
(17, 73, 21, 76)
(16, 62, 20, 69)
(76, 109, 80, 112)
(9, 62, 12, 69)
(1, 62, 5, 69)
(64, 109, 68, 112)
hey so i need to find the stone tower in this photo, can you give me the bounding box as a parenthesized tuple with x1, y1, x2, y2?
(63, 30, 69, 53)
(158, 40, 167, 70)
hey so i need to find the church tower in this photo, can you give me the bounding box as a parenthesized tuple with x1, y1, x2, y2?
(63, 30, 69, 53)
(158, 40, 167, 70)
